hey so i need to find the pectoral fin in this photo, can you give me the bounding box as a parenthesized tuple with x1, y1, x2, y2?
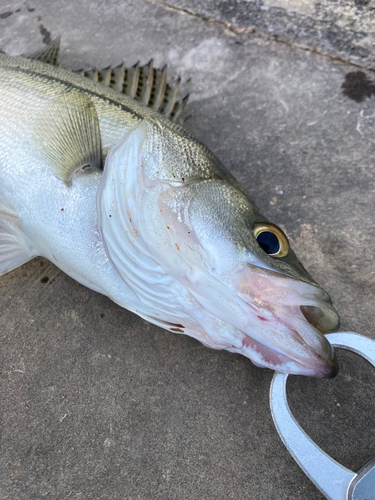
(34, 90, 102, 185)
(0, 197, 36, 275)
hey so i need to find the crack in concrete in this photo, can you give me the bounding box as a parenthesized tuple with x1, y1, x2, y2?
(144, 0, 254, 35)
(144, 0, 375, 73)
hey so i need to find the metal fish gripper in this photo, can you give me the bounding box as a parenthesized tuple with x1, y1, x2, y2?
(270, 332, 375, 500)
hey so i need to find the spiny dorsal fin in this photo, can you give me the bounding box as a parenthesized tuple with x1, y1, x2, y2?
(25, 37, 61, 66)
(74, 60, 189, 124)
(34, 90, 102, 185)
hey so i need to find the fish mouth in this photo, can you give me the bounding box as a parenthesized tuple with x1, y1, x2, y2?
(236, 266, 340, 378)
(240, 302, 339, 378)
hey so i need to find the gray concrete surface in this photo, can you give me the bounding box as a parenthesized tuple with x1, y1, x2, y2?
(1, 1, 375, 499)
(148, 0, 375, 70)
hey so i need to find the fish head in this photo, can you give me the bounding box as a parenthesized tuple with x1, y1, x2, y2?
(154, 178, 339, 378)
(99, 121, 340, 378)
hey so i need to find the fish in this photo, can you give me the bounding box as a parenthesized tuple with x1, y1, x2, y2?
(0, 39, 340, 378)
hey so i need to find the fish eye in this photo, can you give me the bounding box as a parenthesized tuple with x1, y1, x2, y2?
(253, 222, 289, 258)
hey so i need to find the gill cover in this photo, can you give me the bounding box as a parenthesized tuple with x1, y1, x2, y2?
(97, 121, 195, 330)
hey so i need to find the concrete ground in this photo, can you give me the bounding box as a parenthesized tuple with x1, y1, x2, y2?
(1, 1, 375, 499)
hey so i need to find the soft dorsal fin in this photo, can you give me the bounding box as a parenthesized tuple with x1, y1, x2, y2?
(73, 61, 189, 123)
(34, 90, 102, 184)
(25, 37, 61, 66)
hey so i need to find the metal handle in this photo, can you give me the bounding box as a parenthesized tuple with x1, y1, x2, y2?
(270, 332, 375, 500)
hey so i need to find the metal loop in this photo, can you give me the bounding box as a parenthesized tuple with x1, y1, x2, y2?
(270, 332, 375, 500)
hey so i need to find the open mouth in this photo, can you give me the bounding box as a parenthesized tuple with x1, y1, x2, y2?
(237, 267, 340, 378)
(174, 263, 340, 378)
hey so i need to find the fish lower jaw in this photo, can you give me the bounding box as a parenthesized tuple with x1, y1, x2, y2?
(238, 330, 338, 378)
(237, 303, 339, 378)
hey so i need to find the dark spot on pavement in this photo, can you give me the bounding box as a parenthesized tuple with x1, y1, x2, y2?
(36, 15, 41, 21)
(0, 11, 13, 19)
(27, 7, 35, 12)
(341, 71, 375, 103)
(326, 30, 337, 43)
(39, 23, 51, 44)
(100, 313, 105, 318)
(15, 9, 21, 13)
(40, 276, 49, 284)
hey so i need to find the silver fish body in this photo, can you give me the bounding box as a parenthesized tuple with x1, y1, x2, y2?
(0, 48, 340, 378)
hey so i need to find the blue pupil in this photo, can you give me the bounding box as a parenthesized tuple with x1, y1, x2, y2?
(256, 231, 280, 255)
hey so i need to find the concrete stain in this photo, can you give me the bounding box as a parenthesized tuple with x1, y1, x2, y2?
(39, 24, 52, 45)
(0, 11, 13, 19)
(341, 71, 375, 103)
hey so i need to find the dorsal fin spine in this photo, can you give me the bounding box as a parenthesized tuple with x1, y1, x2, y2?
(110, 64, 125, 93)
(163, 76, 181, 118)
(85, 69, 99, 82)
(151, 65, 168, 111)
(171, 94, 189, 122)
(126, 62, 140, 99)
(98, 66, 112, 86)
(136, 59, 154, 105)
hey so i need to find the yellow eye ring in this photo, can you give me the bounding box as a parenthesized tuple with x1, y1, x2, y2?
(253, 222, 289, 258)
